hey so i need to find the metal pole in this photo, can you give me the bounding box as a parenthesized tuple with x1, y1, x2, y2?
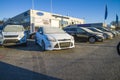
(50, 0, 53, 27)
(50, 0, 53, 13)
(32, 0, 34, 10)
(31, 0, 35, 33)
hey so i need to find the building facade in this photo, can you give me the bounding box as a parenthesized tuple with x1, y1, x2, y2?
(6, 9, 84, 33)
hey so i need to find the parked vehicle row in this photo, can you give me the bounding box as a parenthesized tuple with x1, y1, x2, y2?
(63, 26, 104, 43)
(63, 25, 120, 43)
(0, 24, 120, 51)
(87, 27, 113, 39)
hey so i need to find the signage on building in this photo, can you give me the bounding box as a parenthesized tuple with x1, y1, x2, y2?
(37, 12, 44, 16)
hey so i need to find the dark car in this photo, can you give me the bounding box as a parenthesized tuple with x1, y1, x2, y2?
(87, 27, 113, 39)
(63, 26, 104, 43)
(95, 27, 116, 37)
(0, 25, 3, 32)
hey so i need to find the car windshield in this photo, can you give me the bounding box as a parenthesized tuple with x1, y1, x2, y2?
(81, 27, 94, 33)
(3, 25, 25, 32)
(90, 28, 103, 32)
(94, 28, 103, 32)
(97, 27, 109, 32)
(88, 28, 99, 32)
(43, 27, 65, 34)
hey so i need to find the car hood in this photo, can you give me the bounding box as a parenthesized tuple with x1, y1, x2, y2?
(89, 32, 103, 35)
(46, 33, 72, 40)
(3, 32, 23, 35)
(103, 32, 112, 35)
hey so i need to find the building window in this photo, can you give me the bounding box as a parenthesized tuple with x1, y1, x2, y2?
(24, 17, 30, 23)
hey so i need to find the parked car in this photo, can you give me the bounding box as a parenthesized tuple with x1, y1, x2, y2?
(0, 31, 3, 45)
(95, 27, 117, 37)
(63, 26, 104, 43)
(1, 25, 27, 46)
(35, 26, 75, 51)
(87, 27, 113, 39)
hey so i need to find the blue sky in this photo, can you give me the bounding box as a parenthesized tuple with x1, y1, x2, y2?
(0, 0, 120, 24)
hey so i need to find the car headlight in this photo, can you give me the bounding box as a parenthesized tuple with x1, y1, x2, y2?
(47, 36, 56, 42)
(19, 35, 24, 38)
(97, 34, 103, 37)
(71, 36, 74, 41)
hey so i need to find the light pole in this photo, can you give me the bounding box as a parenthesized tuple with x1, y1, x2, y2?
(32, 0, 34, 10)
(30, 0, 35, 34)
(50, 0, 53, 13)
(50, 0, 53, 27)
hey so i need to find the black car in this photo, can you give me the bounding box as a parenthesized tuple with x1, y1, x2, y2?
(63, 26, 104, 43)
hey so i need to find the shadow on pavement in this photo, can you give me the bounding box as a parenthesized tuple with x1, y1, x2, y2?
(0, 61, 61, 80)
(4, 39, 43, 52)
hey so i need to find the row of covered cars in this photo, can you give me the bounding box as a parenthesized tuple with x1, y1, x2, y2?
(0, 24, 119, 51)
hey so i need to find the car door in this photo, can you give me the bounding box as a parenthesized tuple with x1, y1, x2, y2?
(0, 31, 2, 43)
(76, 28, 88, 41)
(36, 27, 44, 45)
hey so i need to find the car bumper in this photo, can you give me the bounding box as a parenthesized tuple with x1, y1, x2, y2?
(107, 35, 113, 39)
(45, 41, 75, 50)
(2, 38, 27, 46)
(96, 37, 104, 42)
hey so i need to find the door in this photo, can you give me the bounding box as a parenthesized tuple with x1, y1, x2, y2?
(76, 28, 88, 41)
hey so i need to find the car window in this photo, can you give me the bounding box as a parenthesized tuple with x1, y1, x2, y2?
(69, 28, 77, 32)
(64, 28, 69, 31)
(88, 28, 97, 32)
(81, 27, 93, 33)
(38, 27, 43, 33)
(77, 28, 86, 33)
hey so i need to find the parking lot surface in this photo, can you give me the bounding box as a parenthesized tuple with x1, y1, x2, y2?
(0, 37, 120, 80)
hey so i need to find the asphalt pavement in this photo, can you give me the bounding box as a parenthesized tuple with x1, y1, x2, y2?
(0, 36, 120, 80)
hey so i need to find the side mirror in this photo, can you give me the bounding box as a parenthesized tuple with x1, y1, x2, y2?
(39, 31, 43, 35)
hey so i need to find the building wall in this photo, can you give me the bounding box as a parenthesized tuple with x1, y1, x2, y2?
(30, 10, 84, 28)
(6, 9, 84, 33)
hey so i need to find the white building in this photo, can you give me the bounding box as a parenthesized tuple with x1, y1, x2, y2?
(6, 9, 84, 34)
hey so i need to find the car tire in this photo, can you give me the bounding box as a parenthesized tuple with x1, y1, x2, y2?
(88, 37, 96, 43)
(117, 42, 120, 55)
(103, 34, 107, 39)
(41, 40, 45, 51)
(22, 42, 27, 46)
(35, 37, 38, 45)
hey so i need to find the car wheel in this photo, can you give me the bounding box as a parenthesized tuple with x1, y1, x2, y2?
(41, 40, 45, 51)
(35, 37, 38, 45)
(103, 34, 107, 39)
(117, 42, 120, 55)
(89, 37, 96, 43)
(22, 42, 27, 46)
